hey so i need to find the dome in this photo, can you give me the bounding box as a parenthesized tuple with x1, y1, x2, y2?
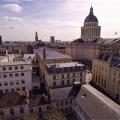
(84, 7, 98, 23)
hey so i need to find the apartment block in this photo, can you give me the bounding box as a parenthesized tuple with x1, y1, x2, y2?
(45, 62, 86, 89)
(92, 55, 120, 103)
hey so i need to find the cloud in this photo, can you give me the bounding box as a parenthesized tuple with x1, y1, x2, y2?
(1, 0, 37, 3)
(2, 4, 23, 13)
(0, 26, 15, 30)
(1, 16, 24, 22)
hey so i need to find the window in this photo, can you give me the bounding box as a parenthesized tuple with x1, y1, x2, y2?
(16, 88, 20, 91)
(4, 82, 8, 86)
(15, 73, 19, 77)
(73, 73, 75, 77)
(61, 80, 64, 86)
(80, 78, 82, 82)
(70, 99, 72, 104)
(0, 90, 3, 94)
(22, 87, 26, 91)
(3, 74, 7, 78)
(0, 111, 4, 116)
(11, 88, 14, 92)
(30, 109, 33, 113)
(39, 107, 41, 112)
(53, 75, 56, 80)
(10, 81, 14, 85)
(15, 66, 18, 70)
(67, 74, 70, 78)
(16, 80, 19, 85)
(10, 108, 14, 115)
(61, 74, 64, 79)
(65, 100, 68, 105)
(47, 105, 50, 110)
(20, 107, 24, 113)
(3, 67, 6, 71)
(21, 80, 25, 84)
(61, 101, 63, 106)
(67, 80, 70, 85)
(53, 81, 56, 87)
(80, 73, 82, 77)
(5, 89, 9, 93)
(21, 66, 24, 69)
(0, 83, 2, 86)
(21, 73, 24, 76)
(9, 67, 12, 70)
(73, 79, 75, 83)
(9, 74, 13, 77)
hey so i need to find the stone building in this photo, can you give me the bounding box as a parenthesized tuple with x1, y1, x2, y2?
(36, 48, 73, 81)
(92, 55, 120, 103)
(45, 62, 86, 90)
(65, 7, 120, 62)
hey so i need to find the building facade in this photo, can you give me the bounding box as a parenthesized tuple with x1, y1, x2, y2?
(45, 62, 86, 89)
(92, 55, 120, 103)
(81, 6, 101, 41)
(36, 48, 73, 81)
(65, 7, 120, 62)
(0, 54, 34, 94)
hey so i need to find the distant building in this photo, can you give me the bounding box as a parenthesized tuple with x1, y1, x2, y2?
(65, 7, 120, 62)
(49, 45, 66, 54)
(45, 62, 86, 90)
(0, 35, 2, 45)
(50, 36, 55, 44)
(92, 55, 120, 104)
(81, 6, 101, 41)
(27, 44, 34, 54)
(35, 32, 38, 42)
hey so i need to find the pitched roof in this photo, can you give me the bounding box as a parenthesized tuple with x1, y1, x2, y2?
(75, 84, 120, 120)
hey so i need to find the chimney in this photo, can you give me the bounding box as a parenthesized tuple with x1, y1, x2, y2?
(43, 48, 46, 59)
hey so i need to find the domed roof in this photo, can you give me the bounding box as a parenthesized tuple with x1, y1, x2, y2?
(84, 7, 98, 23)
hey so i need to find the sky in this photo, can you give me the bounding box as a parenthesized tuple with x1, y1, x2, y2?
(0, 0, 120, 41)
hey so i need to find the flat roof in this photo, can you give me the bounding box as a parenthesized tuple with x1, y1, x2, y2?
(0, 61, 31, 66)
(45, 62, 86, 74)
(36, 47, 72, 60)
(46, 62, 84, 68)
(75, 84, 120, 119)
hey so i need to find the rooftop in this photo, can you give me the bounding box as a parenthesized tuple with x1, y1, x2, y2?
(72, 38, 120, 45)
(46, 62, 84, 68)
(50, 85, 81, 101)
(45, 62, 86, 74)
(0, 92, 26, 108)
(75, 84, 120, 120)
(0, 54, 34, 66)
(98, 55, 120, 69)
(36, 47, 72, 60)
(29, 95, 50, 107)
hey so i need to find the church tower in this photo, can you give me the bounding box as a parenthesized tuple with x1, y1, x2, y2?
(35, 32, 38, 42)
(81, 6, 101, 42)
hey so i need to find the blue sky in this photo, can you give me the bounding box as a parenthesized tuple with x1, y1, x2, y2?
(0, 0, 120, 41)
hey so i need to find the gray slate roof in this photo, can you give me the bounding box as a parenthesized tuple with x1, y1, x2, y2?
(75, 84, 120, 120)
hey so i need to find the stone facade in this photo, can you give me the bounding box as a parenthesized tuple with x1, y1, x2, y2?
(92, 55, 120, 103)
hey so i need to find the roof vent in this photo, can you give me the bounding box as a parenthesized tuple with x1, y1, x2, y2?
(81, 93, 87, 98)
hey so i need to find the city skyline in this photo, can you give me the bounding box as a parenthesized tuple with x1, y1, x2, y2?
(0, 0, 120, 41)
